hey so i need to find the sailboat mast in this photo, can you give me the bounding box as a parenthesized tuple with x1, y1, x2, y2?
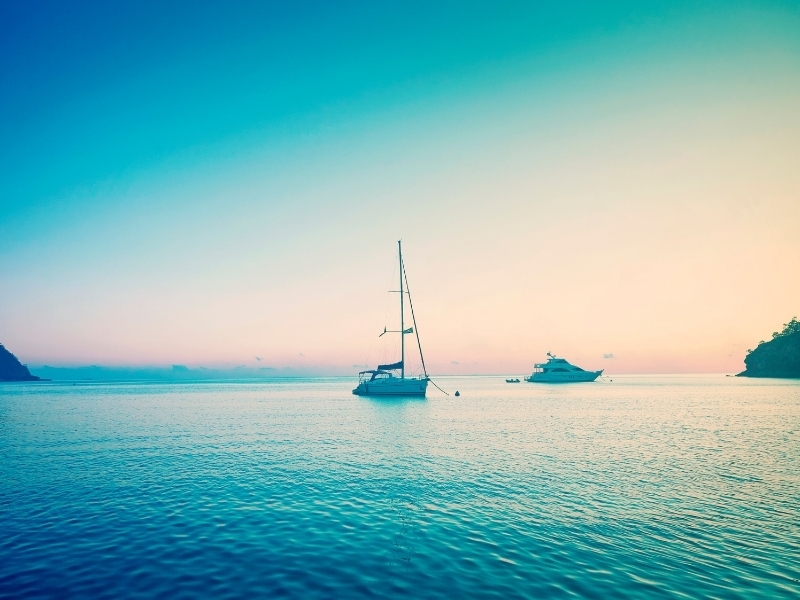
(399, 240, 405, 379)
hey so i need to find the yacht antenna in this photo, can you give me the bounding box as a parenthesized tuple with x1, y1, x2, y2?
(399, 240, 405, 379)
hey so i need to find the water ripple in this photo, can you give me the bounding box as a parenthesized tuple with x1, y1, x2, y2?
(1, 376, 798, 598)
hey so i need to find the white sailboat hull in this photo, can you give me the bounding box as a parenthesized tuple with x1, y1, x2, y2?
(353, 377, 428, 397)
(526, 370, 602, 383)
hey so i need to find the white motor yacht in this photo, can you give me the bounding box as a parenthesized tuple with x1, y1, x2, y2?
(525, 353, 602, 383)
(353, 241, 429, 397)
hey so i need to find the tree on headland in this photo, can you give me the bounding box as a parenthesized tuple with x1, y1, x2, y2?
(747, 316, 799, 354)
(773, 317, 800, 339)
(739, 315, 800, 378)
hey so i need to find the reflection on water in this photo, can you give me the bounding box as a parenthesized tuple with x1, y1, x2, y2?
(1, 375, 798, 598)
(387, 495, 419, 567)
(364, 395, 424, 575)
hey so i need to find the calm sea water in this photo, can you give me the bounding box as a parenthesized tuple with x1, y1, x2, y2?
(1, 376, 798, 598)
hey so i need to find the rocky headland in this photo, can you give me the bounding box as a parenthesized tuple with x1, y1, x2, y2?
(738, 317, 800, 379)
(0, 343, 42, 381)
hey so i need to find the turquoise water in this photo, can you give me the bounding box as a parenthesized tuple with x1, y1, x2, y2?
(1, 376, 798, 598)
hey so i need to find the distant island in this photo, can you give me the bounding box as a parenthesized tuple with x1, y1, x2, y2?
(738, 317, 800, 379)
(0, 343, 42, 381)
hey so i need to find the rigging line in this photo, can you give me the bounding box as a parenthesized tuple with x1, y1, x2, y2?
(402, 262, 450, 396)
(401, 262, 426, 377)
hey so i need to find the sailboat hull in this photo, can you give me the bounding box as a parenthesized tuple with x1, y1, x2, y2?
(352, 378, 428, 397)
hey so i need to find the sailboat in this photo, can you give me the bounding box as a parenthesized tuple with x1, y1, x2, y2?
(353, 241, 430, 397)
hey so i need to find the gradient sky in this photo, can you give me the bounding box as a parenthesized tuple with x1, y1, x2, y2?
(1, 0, 799, 375)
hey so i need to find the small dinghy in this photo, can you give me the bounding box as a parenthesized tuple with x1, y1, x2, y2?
(505, 378, 520, 383)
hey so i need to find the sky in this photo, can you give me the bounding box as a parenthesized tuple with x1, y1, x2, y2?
(1, 0, 799, 376)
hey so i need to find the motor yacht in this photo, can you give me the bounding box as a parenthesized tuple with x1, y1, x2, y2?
(525, 353, 602, 383)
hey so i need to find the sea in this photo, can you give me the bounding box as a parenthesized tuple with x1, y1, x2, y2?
(1, 375, 798, 598)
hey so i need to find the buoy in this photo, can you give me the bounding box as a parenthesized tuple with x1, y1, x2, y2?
(454, 391, 460, 397)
